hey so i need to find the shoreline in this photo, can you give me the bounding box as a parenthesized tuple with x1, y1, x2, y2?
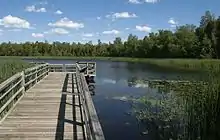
(1, 56, 220, 72)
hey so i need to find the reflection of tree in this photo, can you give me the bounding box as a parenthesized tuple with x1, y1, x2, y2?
(128, 77, 151, 88)
(126, 62, 148, 73)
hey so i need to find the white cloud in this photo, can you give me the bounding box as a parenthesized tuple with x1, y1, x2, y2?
(105, 14, 111, 18)
(97, 17, 101, 20)
(25, 5, 46, 12)
(51, 28, 69, 35)
(103, 30, 120, 35)
(44, 28, 69, 35)
(0, 15, 30, 29)
(168, 18, 177, 24)
(48, 17, 84, 29)
(83, 33, 94, 37)
(55, 10, 63, 15)
(109, 12, 137, 19)
(168, 18, 178, 27)
(37, 8, 46, 12)
(32, 33, 44, 38)
(145, 0, 159, 3)
(136, 25, 152, 32)
(129, 0, 141, 4)
(125, 28, 130, 30)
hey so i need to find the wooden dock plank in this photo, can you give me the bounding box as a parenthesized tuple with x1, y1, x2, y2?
(0, 72, 86, 140)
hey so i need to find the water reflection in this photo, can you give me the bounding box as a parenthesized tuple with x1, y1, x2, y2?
(128, 77, 149, 88)
(132, 80, 183, 140)
(103, 79, 116, 84)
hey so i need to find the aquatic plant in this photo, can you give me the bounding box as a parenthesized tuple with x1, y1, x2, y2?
(133, 66, 220, 140)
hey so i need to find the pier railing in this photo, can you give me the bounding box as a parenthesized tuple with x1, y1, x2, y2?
(0, 61, 104, 140)
(76, 63, 105, 140)
(0, 64, 49, 122)
(49, 64, 76, 72)
(49, 62, 96, 76)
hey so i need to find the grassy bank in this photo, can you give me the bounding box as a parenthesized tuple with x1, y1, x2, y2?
(1, 56, 220, 72)
(0, 59, 33, 83)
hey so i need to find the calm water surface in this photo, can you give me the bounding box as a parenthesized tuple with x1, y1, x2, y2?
(24, 59, 200, 140)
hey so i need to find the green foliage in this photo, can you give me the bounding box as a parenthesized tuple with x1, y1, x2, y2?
(0, 59, 32, 83)
(0, 11, 220, 59)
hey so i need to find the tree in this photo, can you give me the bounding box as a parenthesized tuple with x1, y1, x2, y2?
(0, 10, 219, 59)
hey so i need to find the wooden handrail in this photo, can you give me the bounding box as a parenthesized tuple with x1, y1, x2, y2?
(0, 64, 49, 122)
(76, 63, 105, 140)
(48, 63, 96, 74)
(77, 62, 96, 76)
(0, 62, 102, 139)
(24, 64, 49, 88)
(0, 79, 23, 101)
(49, 64, 76, 72)
(0, 73, 22, 94)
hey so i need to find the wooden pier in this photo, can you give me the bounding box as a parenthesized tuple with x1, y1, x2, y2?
(0, 62, 104, 140)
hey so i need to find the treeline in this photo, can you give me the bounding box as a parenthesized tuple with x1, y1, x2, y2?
(1, 11, 220, 59)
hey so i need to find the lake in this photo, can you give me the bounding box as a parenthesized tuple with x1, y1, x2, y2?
(24, 59, 200, 140)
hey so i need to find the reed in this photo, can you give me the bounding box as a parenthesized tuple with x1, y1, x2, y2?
(0, 59, 33, 83)
(133, 65, 220, 139)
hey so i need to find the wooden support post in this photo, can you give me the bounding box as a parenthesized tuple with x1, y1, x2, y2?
(21, 71, 25, 93)
(10, 81, 14, 105)
(63, 64, 65, 72)
(86, 63, 88, 75)
(35, 68, 38, 84)
(47, 65, 49, 75)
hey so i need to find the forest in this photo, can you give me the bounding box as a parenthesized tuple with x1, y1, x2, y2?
(0, 11, 220, 59)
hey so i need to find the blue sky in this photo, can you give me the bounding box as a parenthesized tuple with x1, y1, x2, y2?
(0, 0, 220, 43)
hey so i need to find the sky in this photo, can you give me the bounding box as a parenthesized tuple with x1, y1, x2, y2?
(0, 0, 220, 43)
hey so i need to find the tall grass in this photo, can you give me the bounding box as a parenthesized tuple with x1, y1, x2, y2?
(182, 67, 220, 140)
(1, 56, 220, 72)
(0, 59, 32, 83)
(133, 65, 220, 140)
(111, 58, 220, 72)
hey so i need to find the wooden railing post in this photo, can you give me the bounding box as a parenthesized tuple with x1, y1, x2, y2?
(35, 68, 38, 84)
(47, 64, 49, 75)
(86, 63, 89, 75)
(63, 64, 65, 72)
(21, 71, 25, 93)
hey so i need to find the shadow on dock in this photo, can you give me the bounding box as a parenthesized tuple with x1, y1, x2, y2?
(55, 73, 85, 140)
